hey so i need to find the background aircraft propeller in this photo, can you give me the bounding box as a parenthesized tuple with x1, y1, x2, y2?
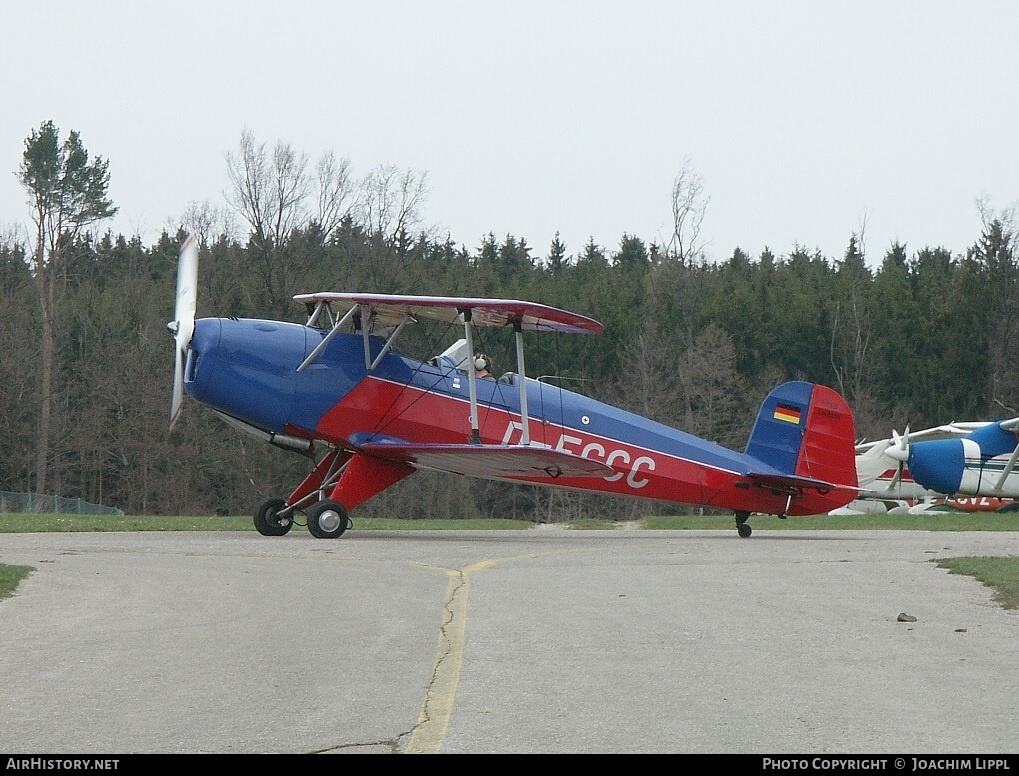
(169, 234, 198, 430)
(886, 426, 910, 490)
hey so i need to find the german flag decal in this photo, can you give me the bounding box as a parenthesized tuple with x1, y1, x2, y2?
(773, 404, 802, 424)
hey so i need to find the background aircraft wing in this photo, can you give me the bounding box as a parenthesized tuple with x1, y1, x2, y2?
(294, 292, 604, 334)
(357, 442, 614, 479)
(855, 422, 992, 452)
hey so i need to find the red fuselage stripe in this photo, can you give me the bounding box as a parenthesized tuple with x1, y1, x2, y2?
(316, 376, 851, 516)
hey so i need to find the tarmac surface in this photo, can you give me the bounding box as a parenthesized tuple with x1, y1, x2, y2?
(1, 527, 1018, 754)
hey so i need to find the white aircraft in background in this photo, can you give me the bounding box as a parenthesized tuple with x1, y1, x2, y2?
(832, 420, 1019, 515)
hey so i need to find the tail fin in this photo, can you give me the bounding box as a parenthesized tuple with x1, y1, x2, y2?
(744, 381, 858, 488)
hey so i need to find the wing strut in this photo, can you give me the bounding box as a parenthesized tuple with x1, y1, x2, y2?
(461, 308, 533, 446)
(514, 322, 530, 447)
(462, 309, 482, 444)
(993, 419, 1019, 492)
(367, 315, 411, 370)
(298, 301, 414, 373)
(994, 437, 1019, 492)
(297, 304, 359, 373)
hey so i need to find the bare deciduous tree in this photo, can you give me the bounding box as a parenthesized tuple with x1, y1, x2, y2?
(176, 200, 239, 248)
(612, 318, 685, 424)
(667, 159, 709, 263)
(829, 233, 874, 405)
(316, 151, 357, 236)
(225, 130, 358, 315)
(360, 164, 429, 243)
(226, 131, 310, 245)
(675, 324, 748, 447)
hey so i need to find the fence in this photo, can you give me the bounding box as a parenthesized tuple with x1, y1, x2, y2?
(0, 491, 124, 516)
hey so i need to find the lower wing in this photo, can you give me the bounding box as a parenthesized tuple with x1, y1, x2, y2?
(357, 442, 614, 480)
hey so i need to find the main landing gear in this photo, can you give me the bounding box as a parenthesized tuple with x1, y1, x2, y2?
(251, 449, 413, 539)
(735, 511, 752, 538)
(252, 497, 351, 539)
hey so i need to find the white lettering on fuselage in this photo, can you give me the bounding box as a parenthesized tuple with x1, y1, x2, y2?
(952, 497, 993, 508)
(502, 420, 655, 489)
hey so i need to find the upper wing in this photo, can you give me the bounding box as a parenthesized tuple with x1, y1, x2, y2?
(357, 441, 614, 479)
(294, 292, 604, 335)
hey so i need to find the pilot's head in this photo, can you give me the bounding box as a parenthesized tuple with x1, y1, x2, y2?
(474, 353, 491, 374)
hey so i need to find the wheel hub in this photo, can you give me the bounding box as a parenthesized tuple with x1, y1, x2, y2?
(318, 509, 342, 533)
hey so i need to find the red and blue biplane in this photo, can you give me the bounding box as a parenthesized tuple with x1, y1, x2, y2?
(169, 235, 860, 538)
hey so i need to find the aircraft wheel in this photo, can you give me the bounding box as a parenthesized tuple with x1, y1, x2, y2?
(307, 499, 350, 539)
(253, 498, 293, 536)
(734, 510, 752, 538)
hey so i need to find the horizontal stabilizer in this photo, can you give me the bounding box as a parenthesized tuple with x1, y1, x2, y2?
(357, 442, 614, 479)
(747, 471, 859, 494)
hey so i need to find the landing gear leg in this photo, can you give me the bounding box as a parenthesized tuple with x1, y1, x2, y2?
(735, 511, 752, 538)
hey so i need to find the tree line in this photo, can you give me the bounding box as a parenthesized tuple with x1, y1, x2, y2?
(2, 122, 1017, 520)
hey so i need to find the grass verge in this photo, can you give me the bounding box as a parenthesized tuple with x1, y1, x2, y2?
(935, 556, 1019, 610)
(0, 564, 34, 602)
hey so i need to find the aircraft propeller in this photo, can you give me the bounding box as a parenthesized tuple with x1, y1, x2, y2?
(168, 234, 199, 430)
(885, 426, 910, 492)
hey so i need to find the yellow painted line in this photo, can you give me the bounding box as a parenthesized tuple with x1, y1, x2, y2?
(404, 557, 513, 754)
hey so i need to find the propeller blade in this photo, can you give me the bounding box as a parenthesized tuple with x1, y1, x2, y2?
(889, 459, 903, 488)
(885, 426, 910, 496)
(886, 427, 910, 463)
(169, 235, 199, 430)
(170, 345, 185, 431)
(174, 234, 199, 352)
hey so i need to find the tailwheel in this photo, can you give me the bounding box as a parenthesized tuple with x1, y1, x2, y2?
(307, 499, 350, 539)
(735, 511, 752, 538)
(254, 497, 293, 536)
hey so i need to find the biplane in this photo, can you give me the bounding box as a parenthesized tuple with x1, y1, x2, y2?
(169, 235, 860, 538)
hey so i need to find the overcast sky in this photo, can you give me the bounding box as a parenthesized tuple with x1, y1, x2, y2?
(3, 1, 1018, 266)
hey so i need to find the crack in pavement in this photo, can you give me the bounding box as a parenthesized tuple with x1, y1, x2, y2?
(405, 565, 467, 754)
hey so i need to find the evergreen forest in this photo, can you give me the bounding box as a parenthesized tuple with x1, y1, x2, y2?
(3, 122, 1018, 521)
